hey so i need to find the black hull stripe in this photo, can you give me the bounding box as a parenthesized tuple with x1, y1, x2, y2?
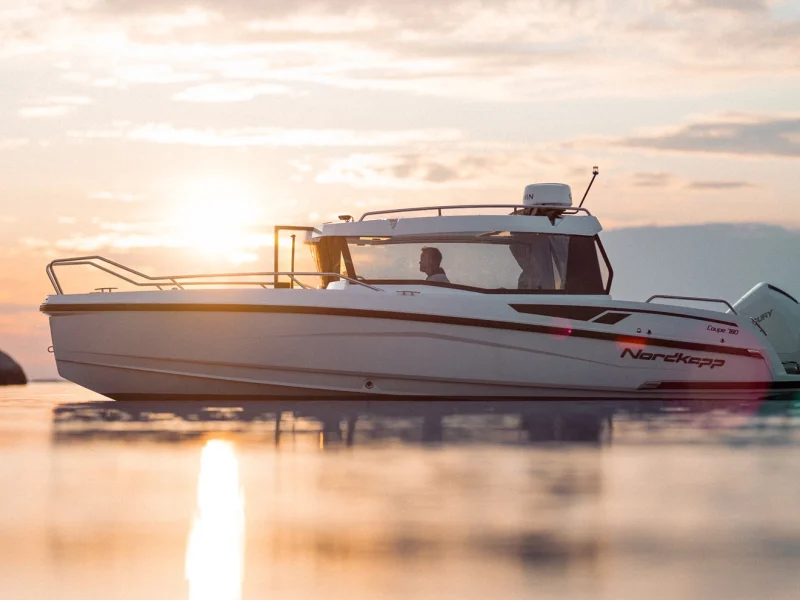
(510, 303, 738, 327)
(41, 302, 757, 358)
(649, 380, 800, 391)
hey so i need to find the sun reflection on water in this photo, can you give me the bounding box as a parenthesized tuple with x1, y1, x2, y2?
(185, 440, 245, 600)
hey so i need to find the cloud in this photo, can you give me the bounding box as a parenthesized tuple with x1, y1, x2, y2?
(47, 95, 94, 105)
(619, 114, 800, 158)
(631, 172, 675, 188)
(137, 7, 221, 36)
(172, 81, 292, 102)
(16, 95, 93, 119)
(38, 220, 186, 253)
(0, 138, 29, 150)
(664, 0, 768, 13)
(315, 151, 523, 189)
(35, 218, 274, 267)
(628, 172, 755, 191)
(4, 0, 798, 102)
(87, 191, 147, 202)
(246, 11, 385, 34)
(18, 105, 74, 118)
(52, 232, 171, 252)
(69, 123, 465, 147)
(113, 64, 209, 84)
(686, 180, 756, 190)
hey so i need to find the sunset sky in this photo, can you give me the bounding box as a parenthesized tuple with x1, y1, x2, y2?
(1, 0, 799, 378)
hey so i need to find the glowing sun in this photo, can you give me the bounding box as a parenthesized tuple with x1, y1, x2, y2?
(171, 177, 265, 263)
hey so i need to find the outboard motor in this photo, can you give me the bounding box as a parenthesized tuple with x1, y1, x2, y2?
(734, 283, 800, 373)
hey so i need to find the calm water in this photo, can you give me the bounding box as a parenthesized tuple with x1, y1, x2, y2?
(2, 382, 800, 599)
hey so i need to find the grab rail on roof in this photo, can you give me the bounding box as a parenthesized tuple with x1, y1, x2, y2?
(646, 295, 738, 315)
(358, 204, 593, 221)
(45, 256, 383, 295)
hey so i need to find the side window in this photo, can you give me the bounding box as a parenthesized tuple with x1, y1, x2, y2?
(595, 237, 612, 293)
(564, 237, 605, 294)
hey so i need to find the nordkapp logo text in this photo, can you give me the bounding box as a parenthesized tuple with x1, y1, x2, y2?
(620, 348, 725, 369)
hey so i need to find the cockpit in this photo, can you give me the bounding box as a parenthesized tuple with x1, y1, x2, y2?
(275, 182, 613, 295)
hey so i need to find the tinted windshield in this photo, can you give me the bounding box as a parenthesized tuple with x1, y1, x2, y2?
(345, 234, 609, 294)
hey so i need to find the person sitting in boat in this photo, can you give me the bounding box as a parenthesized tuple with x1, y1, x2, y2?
(419, 246, 450, 283)
(510, 234, 567, 290)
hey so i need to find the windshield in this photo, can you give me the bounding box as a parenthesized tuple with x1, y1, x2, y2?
(344, 233, 609, 294)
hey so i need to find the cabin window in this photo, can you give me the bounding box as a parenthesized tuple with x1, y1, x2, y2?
(341, 233, 608, 294)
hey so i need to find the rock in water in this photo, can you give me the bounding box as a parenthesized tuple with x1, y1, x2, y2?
(0, 351, 26, 385)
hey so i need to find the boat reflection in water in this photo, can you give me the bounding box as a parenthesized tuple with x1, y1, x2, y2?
(51, 399, 622, 445)
(39, 393, 800, 600)
(51, 397, 795, 446)
(185, 440, 245, 600)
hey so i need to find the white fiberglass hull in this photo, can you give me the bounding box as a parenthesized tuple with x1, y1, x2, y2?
(42, 288, 799, 402)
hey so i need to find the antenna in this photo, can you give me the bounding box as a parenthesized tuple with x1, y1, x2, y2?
(578, 166, 599, 208)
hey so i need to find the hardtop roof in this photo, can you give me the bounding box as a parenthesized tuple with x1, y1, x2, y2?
(317, 213, 602, 239)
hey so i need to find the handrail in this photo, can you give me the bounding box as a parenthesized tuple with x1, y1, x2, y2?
(45, 256, 383, 295)
(358, 204, 593, 221)
(646, 294, 738, 315)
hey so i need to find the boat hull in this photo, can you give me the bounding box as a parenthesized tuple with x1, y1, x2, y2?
(43, 296, 798, 402)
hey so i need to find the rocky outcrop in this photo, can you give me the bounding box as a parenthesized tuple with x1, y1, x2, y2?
(0, 351, 26, 385)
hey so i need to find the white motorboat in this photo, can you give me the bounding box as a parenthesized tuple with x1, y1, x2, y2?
(41, 179, 800, 402)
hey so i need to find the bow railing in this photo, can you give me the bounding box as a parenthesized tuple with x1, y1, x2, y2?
(46, 256, 383, 295)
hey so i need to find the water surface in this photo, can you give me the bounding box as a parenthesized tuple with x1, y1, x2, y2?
(2, 382, 800, 599)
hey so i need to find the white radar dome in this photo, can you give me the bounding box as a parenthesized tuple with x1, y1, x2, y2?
(522, 183, 572, 208)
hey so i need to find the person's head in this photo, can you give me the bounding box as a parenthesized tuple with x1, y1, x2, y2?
(419, 246, 443, 276)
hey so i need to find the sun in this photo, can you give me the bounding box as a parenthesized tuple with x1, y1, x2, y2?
(171, 177, 266, 262)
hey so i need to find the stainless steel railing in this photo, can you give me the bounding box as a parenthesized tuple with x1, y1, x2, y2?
(358, 204, 593, 221)
(646, 294, 738, 314)
(45, 256, 383, 295)
(645, 294, 772, 336)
